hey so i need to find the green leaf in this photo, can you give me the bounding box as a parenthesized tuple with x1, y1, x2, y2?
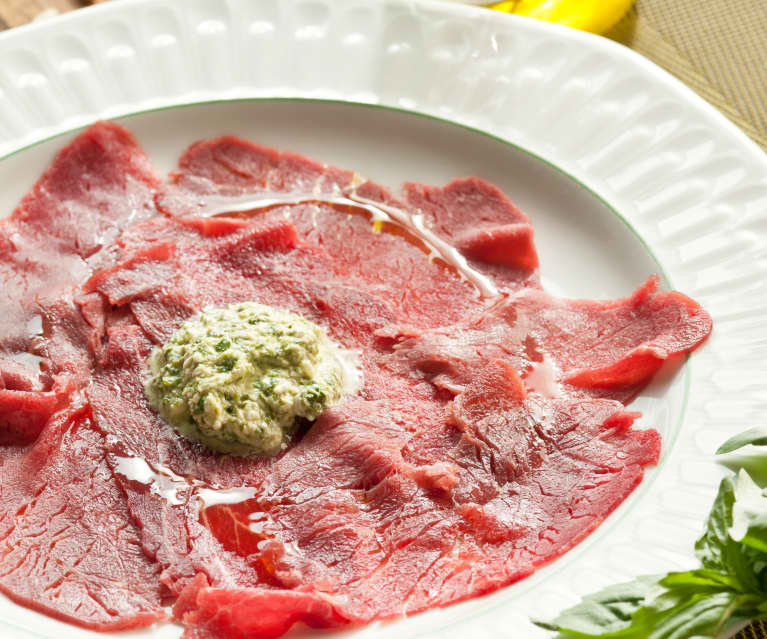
(730, 469, 767, 555)
(538, 577, 743, 639)
(695, 476, 736, 569)
(659, 569, 739, 592)
(532, 575, 662, 637)
(642, 591, 739, 639)
(717, 426, 767, 454)
(694, 475, 762, 592)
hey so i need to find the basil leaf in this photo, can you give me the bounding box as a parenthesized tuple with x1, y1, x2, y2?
(695, 475, 735, 570)
(730, 469, 767, 555)
(694, 475, 762, 592)
(532, 575, 662, 637)
(538, 579, 742, 639)
(659, 569, 739, 592)
(640, 591, 739, 639)
(717, 426, 767, 455)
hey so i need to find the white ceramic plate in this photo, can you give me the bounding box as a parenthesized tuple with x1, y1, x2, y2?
(0, 1, 765, 638)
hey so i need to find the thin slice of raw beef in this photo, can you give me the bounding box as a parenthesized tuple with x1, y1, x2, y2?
(379, 275, 713, 403)
(0, 121, 161, 443)
(156, 136, 355, 218)
(13, 121, 161, 259)
(403, 178, 539, 276)
(173, 575, 347, 639)
(0, 399, 166, 629)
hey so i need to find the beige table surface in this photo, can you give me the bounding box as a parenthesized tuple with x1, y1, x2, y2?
(606, 0, 767, 151)
(0, 1, 765, 638)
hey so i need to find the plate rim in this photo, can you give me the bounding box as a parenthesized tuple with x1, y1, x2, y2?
(0, 0, 764, 166)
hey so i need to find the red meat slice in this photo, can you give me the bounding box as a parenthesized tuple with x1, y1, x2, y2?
(0, 228, 88, 354)
(156, 136, 355, 218)
(0, 376, 73, 445)
(0, 122, 161, 444)
(557, 278, 712, 389)
(0, 356, 45, 392)
(174, 576, 347, 639)
(0, 400, 166, 630)
(444, 360, 660, 562)
(455, 223, 537, 270)
(84, 243, 178, 306)
(403, 177, 540, 284)
(13, 122, 160, 258)
(381, 275, 711, 403)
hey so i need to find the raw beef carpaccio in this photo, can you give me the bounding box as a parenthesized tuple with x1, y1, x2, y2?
(0, 123, 711, 638)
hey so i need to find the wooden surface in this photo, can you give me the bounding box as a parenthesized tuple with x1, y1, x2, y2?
(0, 0, 103, 29)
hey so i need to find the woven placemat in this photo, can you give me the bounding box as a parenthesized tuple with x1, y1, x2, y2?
(739, 621, 767, 639)
(606, 0, 767, 151)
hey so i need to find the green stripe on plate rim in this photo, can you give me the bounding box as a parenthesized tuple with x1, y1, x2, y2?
(0, 96, 691, 639)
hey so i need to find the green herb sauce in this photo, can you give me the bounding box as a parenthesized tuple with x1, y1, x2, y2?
(145, 302, 347, 455)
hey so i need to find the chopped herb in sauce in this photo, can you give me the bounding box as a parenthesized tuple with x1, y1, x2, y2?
(145, 302, 348, 455)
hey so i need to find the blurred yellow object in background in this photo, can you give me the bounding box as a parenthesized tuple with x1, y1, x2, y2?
(486, 0, 634, 34)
